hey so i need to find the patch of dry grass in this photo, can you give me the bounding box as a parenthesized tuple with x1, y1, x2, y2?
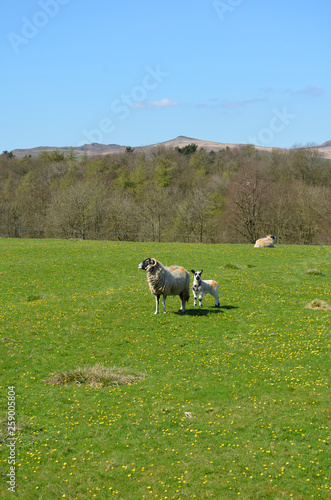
(305, 269, 325, 276)
(221, 263, 255, 270)
(305, 299, 331, 310)
(44, 364, 146, 387)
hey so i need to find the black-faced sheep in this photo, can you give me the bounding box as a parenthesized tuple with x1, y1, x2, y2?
(191, 270, 220, 307)
(138, 258, 190, 314)
(254, 234, 276, 248)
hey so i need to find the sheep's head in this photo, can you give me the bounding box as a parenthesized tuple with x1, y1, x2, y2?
(191, 270, 203, 283)
(138, 258, 158, 271)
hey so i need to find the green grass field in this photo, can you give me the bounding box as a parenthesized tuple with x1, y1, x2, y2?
(0, 239, 330, 499)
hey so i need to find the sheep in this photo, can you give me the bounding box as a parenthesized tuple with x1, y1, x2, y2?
(138, 258, 190, 314)
(254, 234, 276, 248)
(191, 270, 220, 307)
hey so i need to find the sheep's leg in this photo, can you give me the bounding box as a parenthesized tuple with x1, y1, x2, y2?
(199, 292, 203, 307)
(180, 297, 186, 312)
(162, 295, 167, 314)
(210, 289, 220, 307)
(154, 294, 160, 315)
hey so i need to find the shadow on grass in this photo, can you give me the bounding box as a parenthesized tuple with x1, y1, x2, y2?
(178, 309, 221, 317)
(174, 305, 238, 316)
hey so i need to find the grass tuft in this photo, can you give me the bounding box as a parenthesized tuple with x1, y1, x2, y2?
(222, 263, 241, 269)
(305, 268, 325, 276)
(305, 299, 331, 310)
(26, 294, 45, 302)
(222, 263, 255, 270)
(44, 364, 146, 387)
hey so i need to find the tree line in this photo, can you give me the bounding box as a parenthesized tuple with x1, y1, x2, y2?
(1, 144, 330, 244)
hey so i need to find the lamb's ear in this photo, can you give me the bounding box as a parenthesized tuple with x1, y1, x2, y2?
(191, 270, 195, 274)
(201, 270, 203, 274)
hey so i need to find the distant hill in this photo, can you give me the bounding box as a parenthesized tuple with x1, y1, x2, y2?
(314, 140, 331, 159)
(11, 142, 126, 159)
(11, 136, 331, 159)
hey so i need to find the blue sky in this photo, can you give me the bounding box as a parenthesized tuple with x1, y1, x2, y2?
(1, 0, 330, 151)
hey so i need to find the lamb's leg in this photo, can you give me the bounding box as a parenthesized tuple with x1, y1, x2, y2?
(192, 289, 197, 306)
(199, 292, 203, 307)
(154, 294, 160, 315)
(212, 287, 220, 307)
(162, 295, 167, 314)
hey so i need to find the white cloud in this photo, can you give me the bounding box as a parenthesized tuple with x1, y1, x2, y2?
(131, 102, 146, 109)
(295, 86, 325, 98)
(264, 86, 325, 98)
(148, 98, 179, 107)
(195, 97, 267, 109)
(131, 98, 178, 109)
(219, 98, 267, 109)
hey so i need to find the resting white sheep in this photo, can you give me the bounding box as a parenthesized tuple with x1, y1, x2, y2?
(254, 234, 276, 248)
(138, 258, 190, 314)
(191, 270, 220, 307)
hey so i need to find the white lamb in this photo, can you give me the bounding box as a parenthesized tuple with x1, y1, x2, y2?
(138, 258, 190, 314)
(191, 270, 220, 307)
(254, 234, 276, 248)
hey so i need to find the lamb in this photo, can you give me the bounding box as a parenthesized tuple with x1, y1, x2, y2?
(191, 270, 220, 307)
(138, 258, 190, 314)
(254, 234, 276, 248)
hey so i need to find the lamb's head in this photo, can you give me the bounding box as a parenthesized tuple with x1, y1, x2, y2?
(191, 270, 203, 283)
(267, 235, 276, 240)
(138, 258, 158, 271)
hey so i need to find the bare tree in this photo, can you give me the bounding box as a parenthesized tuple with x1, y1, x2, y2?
(0, 200, 27, 237)
(48, 181, 107, 239)
(139, 186, 174, 242)
(225, 164, 269, 242)
(173, 189, 220, 243)
(289, 146, 326, 185)
(106, 193, 139, 240)
(288, 182, 329, 244)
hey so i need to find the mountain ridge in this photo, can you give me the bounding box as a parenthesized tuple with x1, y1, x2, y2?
(11, 136, 331, 159)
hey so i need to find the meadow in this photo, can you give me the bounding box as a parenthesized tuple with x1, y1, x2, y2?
(0, 238, 330, 499)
